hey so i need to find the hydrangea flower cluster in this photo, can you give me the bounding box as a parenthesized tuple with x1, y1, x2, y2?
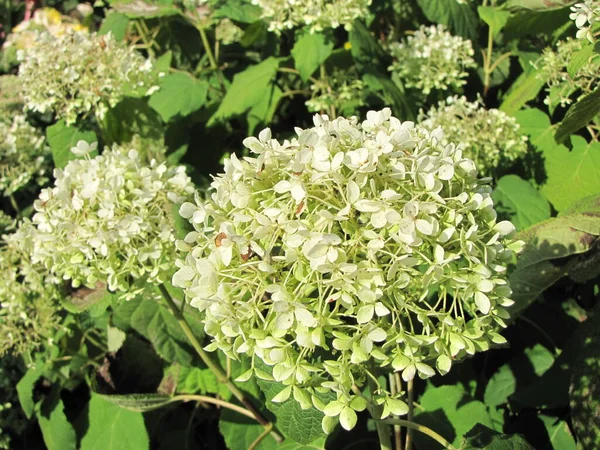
(418, 96, 528, 177)
(388, 25, 476, 96)
(534, 38, 600, 111)
(306, 69, 367, 116)
(0, 114, 51, 196)
(215, 19, 244, 45)
(0, 221, 62, 357)
(30, 142, 195, 296)
(570, 0, 600, 42)
(18, 31, 159, 125)
(173, 109, 523, 431)
(251, 0, 371, 33)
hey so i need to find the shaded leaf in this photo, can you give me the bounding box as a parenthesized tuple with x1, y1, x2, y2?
(492, 175, 550, 231)
(348, 20, 387, 65)
(17, 367, 43, 419)
(37, 388, 77, 450)
(46, 121, 97, 169)
(499, 66, 545, 115)
(478, 6, 510, 37)
(98, 11, 130, 41)
(539, 415, 577, 450)
(462, 424, 535, 449)
(292, 33, 334, 81)
(555, 88, 600, 144)
(213, 0, 262, 23)
(416, 0, 479, 41)
(148, 72, 209, 122)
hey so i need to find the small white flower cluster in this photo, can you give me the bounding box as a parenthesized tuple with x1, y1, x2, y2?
(30, 142, 195, 295)
(251, 0, 371, 33)
(173, 108, 523, 431)
(535, 38, 600, 111)
(0, 221, 61, 357)
(570, 0, 600, 42)
(418, 96, 528, 177)
(388, 25, 476, 96)
(18, 31, 158, 125)
(0, 114, 51, 196)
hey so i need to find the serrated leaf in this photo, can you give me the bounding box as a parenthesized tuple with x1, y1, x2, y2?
(95, 393, 174, 412)
(148, 72, 208, 122)
(539, 415, 577, 450)
(213, 0, 261, 22)
(462, 424, 535, 450)
(98, 11, 130, 41)
(102, 97, 164, 146)
(17, 367, 43, 419)
(255, 361, 332, 444)
(219, 408, 278, 450)
(209, 57, 280, 124)
(555, 88, 600, 144)
(110, 0, 181, 18)
(46, 120, 97, 169)
(499, 69, 545, 115)
(416, 0, 479, 41)
(567, 43, 594, 78)
(37, 388, 77, 450)
(80, 393, 149, 450)
(477, 6, 510, 37)
(177, 366, 230, 399)
(492, 175, 550, 231)
(292, 33, 334, 81)
(503, 7, 570, 40)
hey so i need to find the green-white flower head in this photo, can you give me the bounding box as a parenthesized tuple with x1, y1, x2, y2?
(388, 25, 476, 96)
(31, 142, 195, 295)
(306, 68, 367, 116)
(173, 108, 523, 431)
(570, 0, 600, 42)
(0, 114, 51, 196)
(0, 221, 62, 357)
(534, 37, 600, 112)
(251, 0, 371, 33)
(18, 31, 158, 125)
(418, 96, 528, 177)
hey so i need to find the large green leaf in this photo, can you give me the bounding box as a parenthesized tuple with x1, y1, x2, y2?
(80, 393, 149, 450)
(348, 20, 387, 65)
(555, 88, 600, 144)
(176, 365, 230, 398)
(477, 6, 510, 37)
(95, 393, 174, 412)
(17, 367, 43, 419)
(98, 11, 130, 41)
(46, 121, 97, 169)
(416, 0, 479, 41)
(492, 175, 550, 231)
(103, 97, 164, 146)
(499, 65, 545, 116)
(219, 408, 279, 450)
(213, 0, 261, 23)
(209, 57, 280, 124)
(37, 389, 76, 450)
(462, 424, 535, 450)
(503, 6, 570, 40)
(148, 72, 208, 122)
(539, 415, 577, 450)
(292, 32, 334, 81)
(247, 84, 283, 135)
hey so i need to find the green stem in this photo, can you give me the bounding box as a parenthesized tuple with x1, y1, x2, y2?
(249, 423, 273, 450)
(380, 419, 458, 450)
(9, 194, 20, 216)
(368, 377, 393, 450)
(158, 284, 283, 443)
(483, 26, 494, 96)
(173, 394, 256, 420)
(197, 26, 218, 70)
(405, 380, 414, 450)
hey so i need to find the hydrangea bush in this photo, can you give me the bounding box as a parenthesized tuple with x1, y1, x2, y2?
(173, 108, 523, 430)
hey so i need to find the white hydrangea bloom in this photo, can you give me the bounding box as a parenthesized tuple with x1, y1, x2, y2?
(252, 0, 371, 33)
(173, 108, 523, 431)
(31, 143, 195, 295)
(18, 31, 158, 125)
(0, 114, 51, 196)
(388, 25, 476, 95)
(419, 96, 528, 177)
(570, 0, 600, 42)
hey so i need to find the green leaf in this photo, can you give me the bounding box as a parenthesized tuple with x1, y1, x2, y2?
(503, 7, 570, 40)
(541, 136, 600, 212)
(483, 345, 554, 406)
(363, 70, 415, 121)
(110, 0, 181, 18)
(570, 315, 600, 450)
(37, 388, 77, 450)
(348, 20, 387, 65)
(247, 84, 283, 135)
(95, 393, 174, 412)
(499, 69, 545, 115)
(567, 42, 594, 78)
(477, 6, 511, 37)
(416, 0, 479, 41)
(555, 88, 600, 144)
(103, 97, 164, 146)
(462, 424, 535, 450)
(148, 72, 209, 122)
(98, 11, 130, 41)
(61, 285, 114, 314)
(107, 325, 127, 353)
(492, 175, 550, 231)
(539, 415, 577, 450)
(504, 0, 571, 11)
(17, 367, 43, 419)
(219, 408, 278, 450)
(209, 57, 280, 125)
(46, 120, 97, 169)
(213, 0, 262, 23)
(256, 361, 332, 444)
(81, 393, 149, 450)
(177, 365, 230, 398)
(292, 32, 334, 81)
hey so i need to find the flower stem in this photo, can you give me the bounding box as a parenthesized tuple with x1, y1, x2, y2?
(405, 379, 414, 450)
(197, 26, 218, 70)
(173, 394, 256, 419)
(158, 284, 283, 443)
(367, 377, 393, 450)
(380, 419, 458, 450)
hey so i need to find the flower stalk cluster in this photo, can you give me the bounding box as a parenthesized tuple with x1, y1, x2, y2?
(388, 25, 476, 96)
(251, 0, 371, 33)
(173, 108, 523, 431)
(418, 96, 528, 177)
(30, 142, 195, 295)
(18, 31, 159, 125)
